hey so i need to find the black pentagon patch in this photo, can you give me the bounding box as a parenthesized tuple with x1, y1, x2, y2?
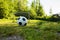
(19, 22, 22, 25)
(24, 23, 27, 26)
(22, 18, 26, 21)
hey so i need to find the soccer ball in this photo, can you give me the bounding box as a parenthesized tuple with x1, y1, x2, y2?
(17, 16, 28, 26)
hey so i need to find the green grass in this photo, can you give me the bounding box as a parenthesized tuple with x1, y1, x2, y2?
(0, 19, 60, 40)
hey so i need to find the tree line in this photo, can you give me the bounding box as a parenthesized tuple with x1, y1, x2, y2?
(0, 0, 45, 19)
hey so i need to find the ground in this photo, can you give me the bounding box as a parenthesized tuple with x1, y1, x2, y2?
(0, 19, 60, 40)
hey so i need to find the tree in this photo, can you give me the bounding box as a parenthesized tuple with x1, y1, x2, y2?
(36, 0, 45, 17)
(0, 0, 17, 19)
(0, 1, 4, 19)
(17, 0, 28, 11)
(15, 0, 30, 18)
(29, 0, 37, 19)
(30, 0, 45, 19)
(49, 8, 53, 15)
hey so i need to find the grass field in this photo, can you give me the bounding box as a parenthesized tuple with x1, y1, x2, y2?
(0, 19, 60, 40)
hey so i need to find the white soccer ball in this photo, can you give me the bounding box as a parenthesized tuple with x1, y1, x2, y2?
(17, 16, 28, 26)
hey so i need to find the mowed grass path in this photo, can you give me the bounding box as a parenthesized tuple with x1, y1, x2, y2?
(0, 19, 60, 40)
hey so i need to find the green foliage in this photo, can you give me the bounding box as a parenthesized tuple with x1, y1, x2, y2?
(36, 5, 45, 17)
(14, 0, 30, 18)
(0, 0, 5, 19)
(17, 0, 28, 11)
(48, 14, 60, 21)
(29, 8, 37, 19)
(35, 0, 45, 17)
(0, 0, 16, 19)
(0, 0, 45, 19)
(30, 0, 45, 19)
